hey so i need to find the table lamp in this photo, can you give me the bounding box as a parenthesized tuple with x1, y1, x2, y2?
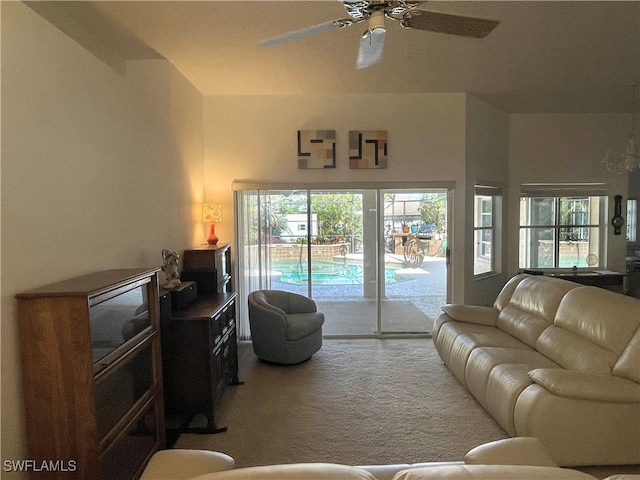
(203, 203, 222, 245)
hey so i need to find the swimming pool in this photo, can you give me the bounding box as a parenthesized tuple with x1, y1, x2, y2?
(273, 260, 406, 285)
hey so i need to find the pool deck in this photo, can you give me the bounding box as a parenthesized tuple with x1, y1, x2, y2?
(270, 253, 447, 336)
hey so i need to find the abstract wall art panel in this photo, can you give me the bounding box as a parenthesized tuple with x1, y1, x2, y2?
(297, 130, 336, 169)
(349, 130, 387, 169)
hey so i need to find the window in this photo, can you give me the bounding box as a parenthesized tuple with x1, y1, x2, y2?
(519, 190, 605, 269)
(627, 199, 637, 242)
(474, 186, 501, 276)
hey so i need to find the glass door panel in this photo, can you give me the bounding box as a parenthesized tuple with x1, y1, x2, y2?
(236, 186, 449, 338)
(379, 190, 448, 335)
(309, 190, 375, 335)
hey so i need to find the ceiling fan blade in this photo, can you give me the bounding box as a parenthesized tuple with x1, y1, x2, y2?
(259, 18, 356, 47)
(356, 29, 386, 70)
(403, 10, 499, 38)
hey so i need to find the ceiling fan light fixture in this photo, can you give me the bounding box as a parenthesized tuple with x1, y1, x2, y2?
(259, 1, 499, 69)
(368, 10, 386, 34)
(603, 83, 640, 174)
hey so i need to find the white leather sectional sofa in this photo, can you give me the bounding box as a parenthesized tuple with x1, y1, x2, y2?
(140, 438, 628, 480)
(433, 274, 640, 467)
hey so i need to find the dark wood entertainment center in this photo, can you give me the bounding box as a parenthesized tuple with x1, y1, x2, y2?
(15, 244, 241, 478)
(161, 243, 241, 439)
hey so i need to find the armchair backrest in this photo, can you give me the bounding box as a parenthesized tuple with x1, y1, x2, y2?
(250, 290, 317, 314)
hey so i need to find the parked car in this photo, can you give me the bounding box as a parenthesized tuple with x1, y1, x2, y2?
(416, 224, 437, 239)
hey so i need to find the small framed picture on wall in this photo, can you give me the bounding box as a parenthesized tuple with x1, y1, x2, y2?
(297, 130, 336, 169)
(349, 130, 387, 169)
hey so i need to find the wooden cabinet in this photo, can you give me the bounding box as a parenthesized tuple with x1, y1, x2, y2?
(16, 269, 165, 480)
(162, 293, 240, 434)
(181, 244, 232, 293)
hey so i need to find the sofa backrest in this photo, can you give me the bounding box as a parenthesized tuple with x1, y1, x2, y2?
(535, 287, 640, 378)
(493, 274, 528, 311)
(494, 275, 578, 348)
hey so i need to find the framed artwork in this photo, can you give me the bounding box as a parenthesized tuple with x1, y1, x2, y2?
(297, 130, 336, 169)
(349, 130, 387, 169)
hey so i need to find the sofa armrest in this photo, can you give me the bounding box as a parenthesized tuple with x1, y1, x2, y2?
(528, 369, 640, 403)
(140, 450, 235, 480)
(440, 304, 498, 326)
(463, 437, 558, 467)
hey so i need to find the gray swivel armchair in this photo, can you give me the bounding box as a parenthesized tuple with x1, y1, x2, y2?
(247, 290, 324, 365)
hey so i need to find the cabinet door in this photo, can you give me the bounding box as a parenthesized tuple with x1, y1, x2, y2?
(99, 399, 161, 480)
(94, 342, 154, 441)
(90, 279, 154, 372)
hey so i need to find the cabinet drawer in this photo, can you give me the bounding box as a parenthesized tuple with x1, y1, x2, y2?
(210, 312, 223, 341)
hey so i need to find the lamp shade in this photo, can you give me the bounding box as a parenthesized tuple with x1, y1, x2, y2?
(203, 204, 222, 224)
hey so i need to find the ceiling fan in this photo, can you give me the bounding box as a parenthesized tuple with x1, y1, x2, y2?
(259, 1, 500, 70)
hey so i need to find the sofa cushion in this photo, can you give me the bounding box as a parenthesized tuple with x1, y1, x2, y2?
(554, 287, 640, 362)
(191, 464, 377, 480)
(140, 450, 235, 480)
(493, 274, 528, 311)
(465, 347, 560, 408)
(437, 322, 531, 386)
(495, 276, 578, 348)
(535, 325, 618, 375)
(549, 287, 640, 381)
(528, 368, 640, 403)
(391, 465, 597, 479)
(615, 328, 640, 383)
(286, 313, 324, 341)
(485, 364, 539, 435)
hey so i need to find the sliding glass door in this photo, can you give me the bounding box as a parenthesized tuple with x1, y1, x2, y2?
(378, 189, 448, 334)
(235, 185, 449, 338)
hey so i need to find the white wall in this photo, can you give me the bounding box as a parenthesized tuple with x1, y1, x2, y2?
(464, 96, 510, 305)
(509, 114, 631, 274)
(203, 93, 470, 299)
(2, 3, 634, 472)
(203, 95, 629, 304)
(1, 2, 204, 471)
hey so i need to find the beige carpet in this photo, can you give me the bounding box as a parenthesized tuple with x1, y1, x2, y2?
(174, 338, 509, 467)
(174, 339, 640, 478)
(317, 301, 433, 335)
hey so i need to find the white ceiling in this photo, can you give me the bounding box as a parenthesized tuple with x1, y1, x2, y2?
(33, 1, 640, 113)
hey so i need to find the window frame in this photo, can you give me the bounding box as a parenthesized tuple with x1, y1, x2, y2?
(473, 186, 502, 277)
(519, 191, 606, 270)
(627, 199, 637, 242)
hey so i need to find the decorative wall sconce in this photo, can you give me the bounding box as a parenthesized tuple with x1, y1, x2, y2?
(203, 204, 222, 245)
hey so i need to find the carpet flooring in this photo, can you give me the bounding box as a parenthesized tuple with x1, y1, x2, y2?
(316, 301, 433, 335)
(173, 339, 640, 478)
(174, 338, 509, 467)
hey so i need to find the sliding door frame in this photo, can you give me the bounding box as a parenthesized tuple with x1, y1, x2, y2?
(233, 181, 455, 339)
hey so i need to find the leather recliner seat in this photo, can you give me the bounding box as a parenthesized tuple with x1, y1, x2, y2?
(433, 274, 640, 467)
